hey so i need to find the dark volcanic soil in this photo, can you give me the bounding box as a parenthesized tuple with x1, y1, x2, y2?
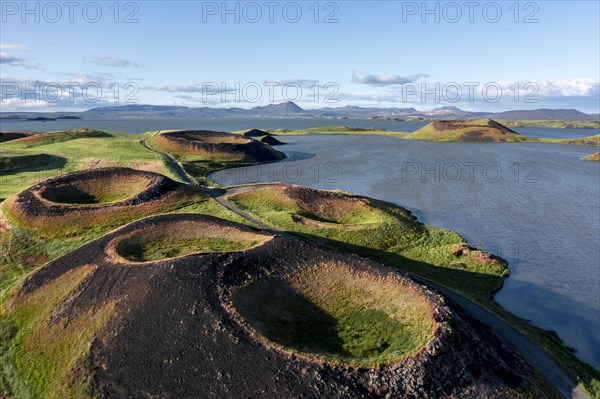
(260, 135, 286, 145)
(9, 213, 547, 398)
(431, 120, 517, 135)
(244, 128, 272, 137)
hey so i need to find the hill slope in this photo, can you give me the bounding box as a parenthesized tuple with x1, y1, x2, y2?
(406, 119, 529, 142)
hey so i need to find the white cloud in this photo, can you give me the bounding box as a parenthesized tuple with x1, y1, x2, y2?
(146, 84, 235, 94)
(0, 52, 25, 64)
(0, 44, 31, 51)
(89, 55, 142, 68)
(529, 79, 599, 97)
(351, 70, 429, 86)
(0, 76, 139, 111)
(263, 79, 320, 88)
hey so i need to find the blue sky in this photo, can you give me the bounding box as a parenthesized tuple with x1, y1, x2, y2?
(1, 0, 599, 112)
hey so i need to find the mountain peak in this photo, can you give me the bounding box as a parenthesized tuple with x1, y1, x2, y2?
(251, 101, 304, 113)
(434, 106, 462, 111)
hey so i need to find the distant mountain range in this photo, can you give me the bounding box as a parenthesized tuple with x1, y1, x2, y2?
(1, 102, 597, 121)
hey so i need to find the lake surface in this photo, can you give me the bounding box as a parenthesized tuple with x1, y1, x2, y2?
(1, 117, 598, 138)
(210, 135, 600, 368)
(0, 117, 427, 134)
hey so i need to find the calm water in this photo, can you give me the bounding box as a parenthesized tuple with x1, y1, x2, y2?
(1, 117, 598, 138)
(0, 117, 427, 134)
(210, 135, 600, 368)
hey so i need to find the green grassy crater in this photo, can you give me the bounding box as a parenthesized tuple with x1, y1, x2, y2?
(112, 220, 271, 262)
(233, 263, 433, 367)
(40, 175, 151, 205)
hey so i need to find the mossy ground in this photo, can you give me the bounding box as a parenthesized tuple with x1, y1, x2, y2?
(0, 266, 115, 399)
(233, 263, 433, 367)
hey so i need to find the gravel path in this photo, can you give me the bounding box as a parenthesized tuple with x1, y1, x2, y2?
(139, 138, 198, 185)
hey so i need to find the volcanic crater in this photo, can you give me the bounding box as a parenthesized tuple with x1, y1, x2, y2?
(6, 213, 546, 398)
(149, 129, 286, 163)
(3, 167, 195, 236)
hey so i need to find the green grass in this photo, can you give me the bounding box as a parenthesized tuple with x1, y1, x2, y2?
(233, 263, 433, 367)
(1, 129, 111, 148)
(500, 120, 600, 130)
(536, 134, 600, 146)
(0, 266, 114, 399)
(0, 154, 67, 176)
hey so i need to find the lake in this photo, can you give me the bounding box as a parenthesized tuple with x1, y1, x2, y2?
(0, 117, 427, 135)
(209, 135, 600, 369)
(1, 117, 598, 138)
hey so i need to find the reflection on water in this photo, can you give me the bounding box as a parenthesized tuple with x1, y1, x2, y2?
(210, 135, 600, 368)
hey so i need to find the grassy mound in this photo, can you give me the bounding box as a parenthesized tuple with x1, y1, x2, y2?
(227, 185, 509, 302)
(534, 134, 600, 146)
(407, 119, 529, 142)
(0, 153, 67, 175)
(233, 262, 433, 367)
(6, 129, 111, 148)
(568, 134, 600, 146)
(111, 218, 271, 262)
(582, 152, 600, 161)
(3, 167, 199, 237)
(149, 130, 285, 163)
